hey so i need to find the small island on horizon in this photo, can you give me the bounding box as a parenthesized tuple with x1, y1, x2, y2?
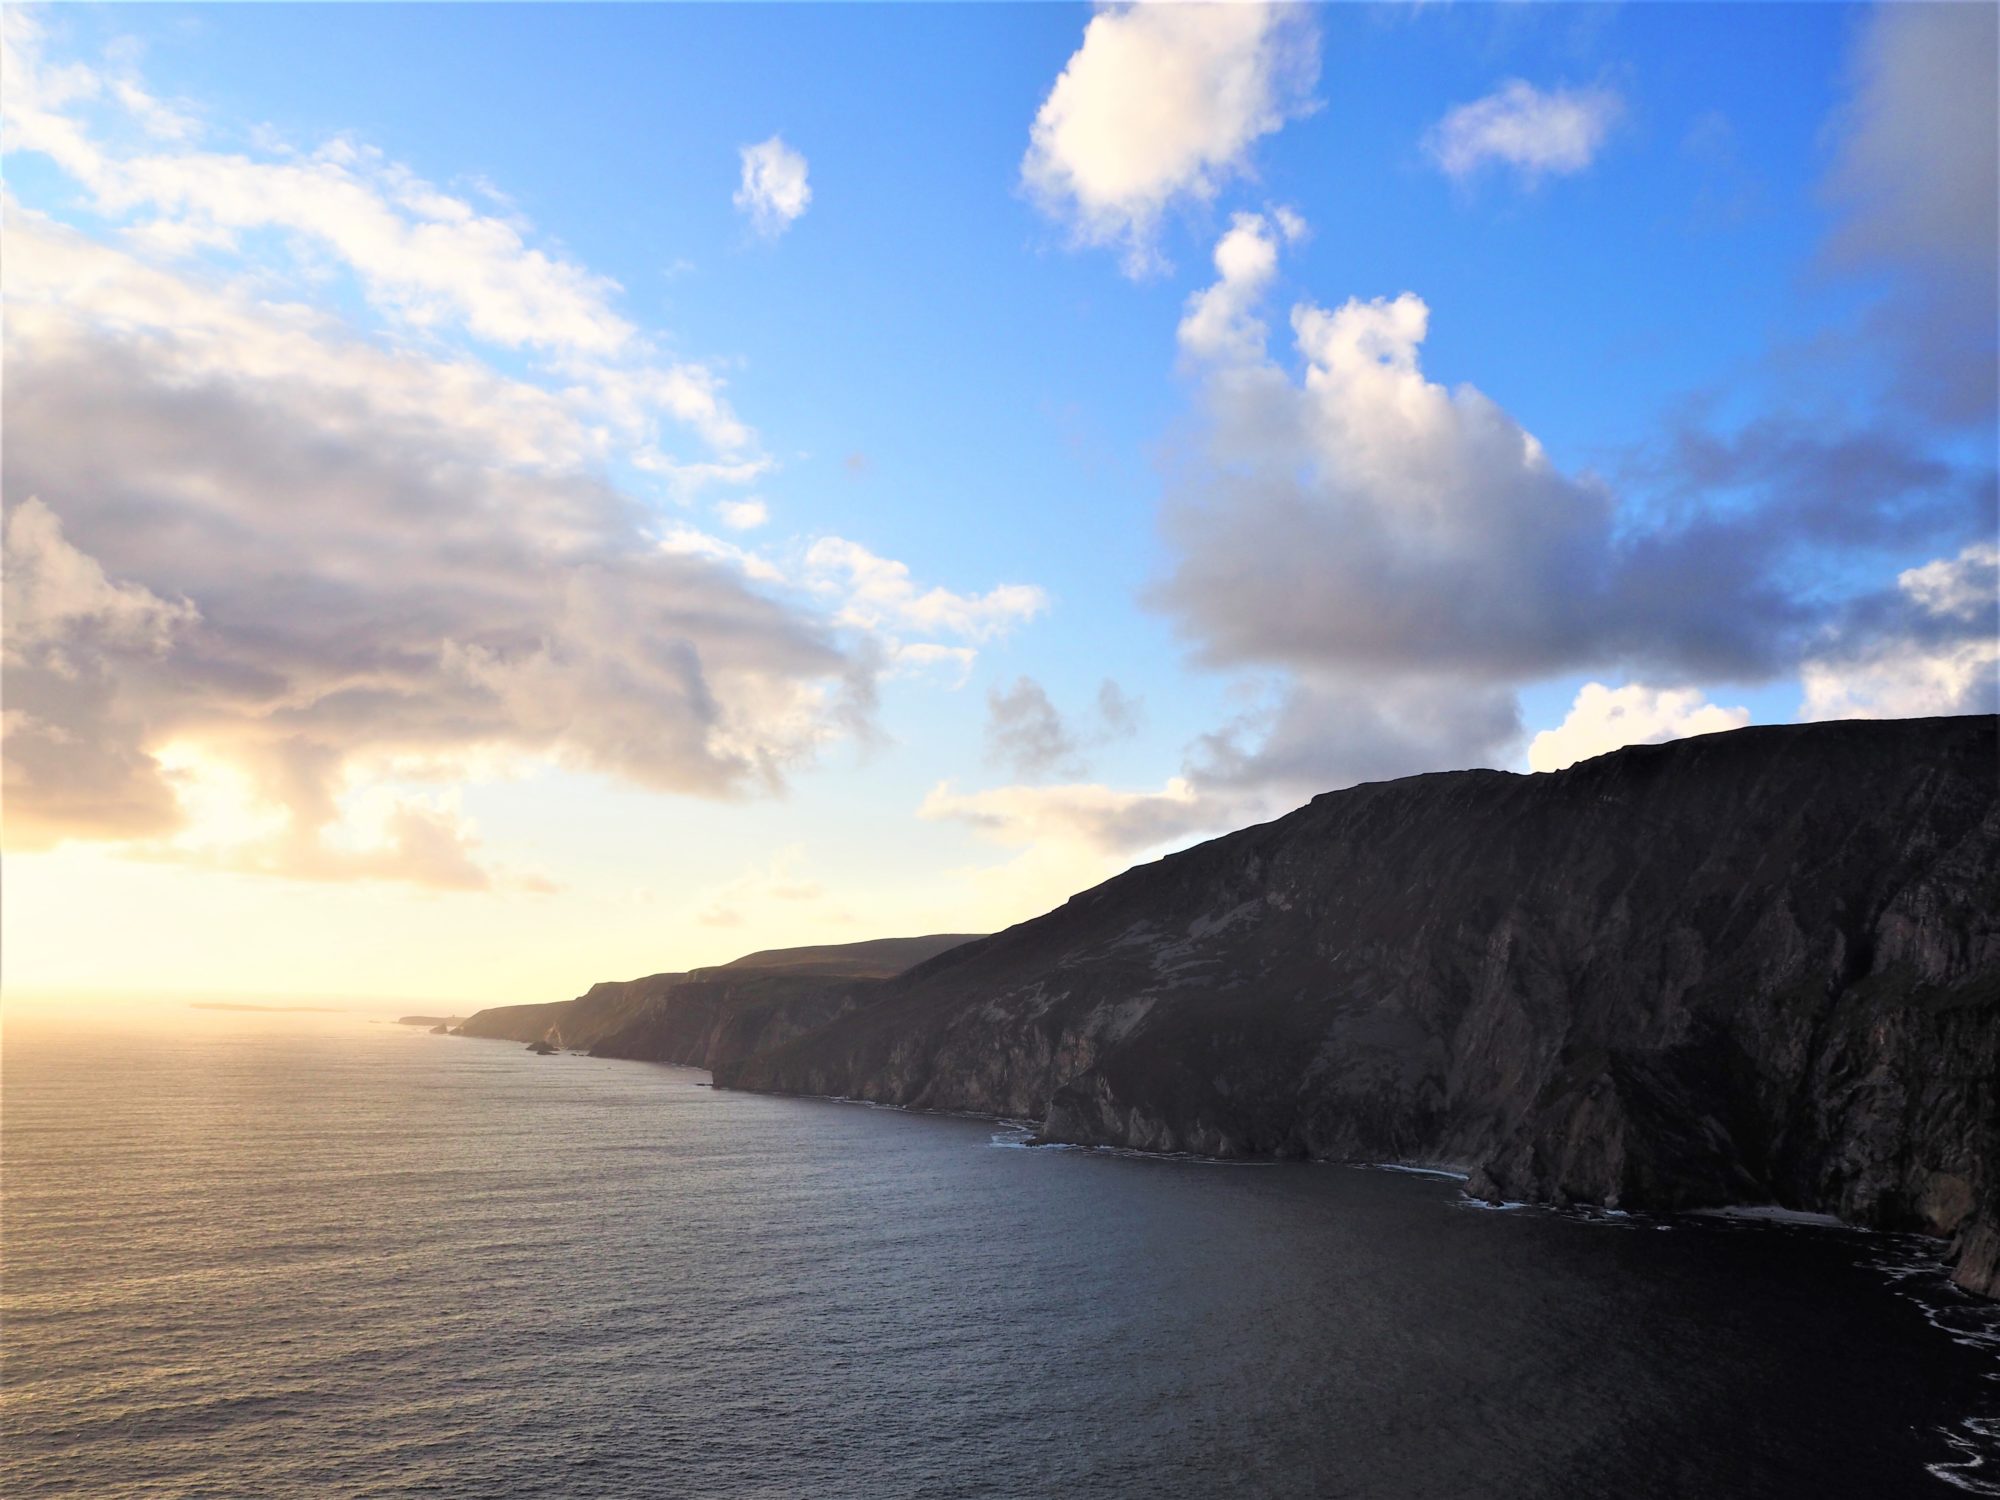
(190, 1002, 349, 1015)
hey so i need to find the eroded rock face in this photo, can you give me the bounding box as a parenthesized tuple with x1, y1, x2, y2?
(713, 717, 2000, 1296)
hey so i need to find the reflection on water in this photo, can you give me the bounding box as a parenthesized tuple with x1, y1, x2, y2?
(4, 1018, 1995, 1498)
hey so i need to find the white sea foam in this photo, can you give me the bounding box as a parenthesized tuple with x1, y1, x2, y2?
(1789, 1223, 2000, 1487)
(1929, 1416, 2000, 1495)
(1358, 1162, 1470, 1181)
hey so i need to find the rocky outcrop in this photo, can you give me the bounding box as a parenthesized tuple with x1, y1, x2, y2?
(1953, 1213, 2000, 1299)
(713, 717, 2000, 1296)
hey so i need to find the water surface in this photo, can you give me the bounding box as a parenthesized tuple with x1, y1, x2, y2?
(5, 1019, 1995, 1497)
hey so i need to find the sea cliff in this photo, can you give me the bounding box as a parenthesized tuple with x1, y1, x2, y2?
(463, 717, 2000, 1297)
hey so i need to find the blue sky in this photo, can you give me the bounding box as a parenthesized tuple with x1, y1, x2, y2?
(4, 3, 1994, 1008)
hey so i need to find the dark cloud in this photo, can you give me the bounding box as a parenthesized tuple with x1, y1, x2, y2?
(1635, 409, 1986, 553)
(983, 675, 1148, 780)
(1187, 677, 1524, 799)
(984, 677, 1083, 780)
(1095, 679, 1144, 739)
(1825, 3, 1999, 428)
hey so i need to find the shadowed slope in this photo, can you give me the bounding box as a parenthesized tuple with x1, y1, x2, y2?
(715, 717, 2000, 1295)
(455, 933, 981, 1062)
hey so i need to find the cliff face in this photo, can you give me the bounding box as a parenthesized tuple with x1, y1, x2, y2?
(588, 972, 872, 1070)
(455, 934, 981, 1064)
(455, 978, 674, 1051)
(713, 717, 2000, 1296)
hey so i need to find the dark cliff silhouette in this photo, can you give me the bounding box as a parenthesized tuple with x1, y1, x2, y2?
(465, 717, 2000, 1295)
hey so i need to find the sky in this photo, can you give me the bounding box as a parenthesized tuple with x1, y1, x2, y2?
(4, 2, 1995, 1012)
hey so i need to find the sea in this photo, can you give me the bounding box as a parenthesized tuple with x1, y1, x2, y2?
(4, 1014, 1996, 1499)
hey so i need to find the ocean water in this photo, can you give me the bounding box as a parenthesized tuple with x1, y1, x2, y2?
(4, 1018, 1996, 1499)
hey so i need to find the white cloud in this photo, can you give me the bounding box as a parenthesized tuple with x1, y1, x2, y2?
(1527, 683, 1750, 773)
(640, 455, 776, 499)
(1425, 80, 1622, 184)
(146, 756, 551, 893)
(715, 498, 770, 531)
(880, 641, 976, 688)
(1160, 223, 1628, 681)
(1177, 210, 1283, 364)
(646, 524, 1049, 681)
(1801, 638, 1998, 723)
(734, 135, 811, 237)
(1022, 3, 1318, 274)
(109, 76, 200, 143)
(1, 10, 756, 466)
(1800, 543, 1999, 721)
(1900, 545, 1997, 623)
(5, 210, 611, 473)
(804, 537, 1048, 643)
(654, 523, 786, 585)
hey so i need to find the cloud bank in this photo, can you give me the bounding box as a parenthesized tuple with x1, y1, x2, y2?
(1, 22, 1042, 890)
(2, 210, 854, 881)
(1825, 2, 1999, 427)
(929, 184, 1995, 861)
